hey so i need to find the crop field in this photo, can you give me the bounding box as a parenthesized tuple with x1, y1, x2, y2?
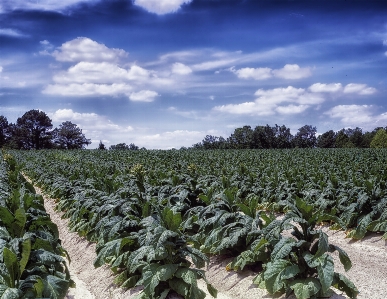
(3, 148, 387, 299)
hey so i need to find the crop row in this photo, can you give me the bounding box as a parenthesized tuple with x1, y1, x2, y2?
(8, 149, 384, 298)
(0, 152, 73, 298)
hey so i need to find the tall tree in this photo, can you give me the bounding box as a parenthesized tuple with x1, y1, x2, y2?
(53, 121, 91, 149)
(0, 116, 9, 148)
(370, 129, 387, 148)
(316, 130, 336, 148)
(229, 126, 253, 149)
(293, 125, 317, 148)
(14, 110, 53, 149)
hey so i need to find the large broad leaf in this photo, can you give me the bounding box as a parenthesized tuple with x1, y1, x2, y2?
(42, 275, 70, 299)
(314, 231, 329, 258)
(3, 248, 18, 288)
(0, 208, 13, 229)
(141, 264, 178, 296)
(289, 278, 321, 299)
(315, 253, 334, 294)
(295, 197, 314, 219)
(328, 244, 352, 271)
(19, 239, 31, 281)
(0, 285, 22, 299)
(263, 259, 300, 294)
(162, 208, 182, 232)
(368, 219, 387, 233)
(12, 209, 26, 237)
(332, 273, 359, 299)
(346, 214, 373, 240)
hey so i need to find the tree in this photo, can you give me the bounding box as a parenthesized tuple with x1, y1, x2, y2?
(53, 121, 91, 149)
(13, 110, 53, 149)
(98, 140, 106, 150)
(316, 130, 336, 148)
(370, 129, 387, 148)
(293, 125, 317, 148)
(0, 116, 9, 148)
(229, 126, 253, 149)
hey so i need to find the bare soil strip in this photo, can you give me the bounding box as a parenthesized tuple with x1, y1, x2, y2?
(32, 183, 387, 299)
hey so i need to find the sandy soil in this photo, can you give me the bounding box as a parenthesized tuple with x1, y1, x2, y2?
(32, 183, 387, 299)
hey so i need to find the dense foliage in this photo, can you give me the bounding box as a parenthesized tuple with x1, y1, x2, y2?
(8, 148, 387, 298)
(0, 110, 90, 150)
(0, 151, 73, 298)
(193, 125, 387, 150)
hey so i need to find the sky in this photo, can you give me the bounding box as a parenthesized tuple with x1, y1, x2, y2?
(1, 0, 387, 149)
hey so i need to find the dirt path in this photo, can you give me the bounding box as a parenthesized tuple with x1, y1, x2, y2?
(33, 183, 387, 299)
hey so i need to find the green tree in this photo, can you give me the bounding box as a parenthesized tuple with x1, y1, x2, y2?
(13, 110, 53, 149)
(229, 126, 253, 149)
(293, 125, 317, 148)
(370, 129, 387, 148)
(316, 130, 336, 148)
(98, 140, 106, 150)
(53, 121, 91, 149)
(0, 115, 9, 148)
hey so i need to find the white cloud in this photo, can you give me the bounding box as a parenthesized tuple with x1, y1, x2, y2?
(133, 0, 192, 15)
(324, 105, 387, 129)
(171, 62, 192, 75)
(42, 83, 132, 97)
(52, 62, 151, 84)
(0, 28, 27, 37)
(129, 90, 158, 102)
(232, 67, 272, 80)
(272, 64, 312, 79)
(343, 83, 377, 95)
(214, 86, 324, 116)
(0, 0, 99, 13)
(52, 37, 127, 62)
(383, 40, 387, 46)
(275, 104, 309, 115)
(309, 83, 342, 93)
(0, 66, 2, 73)
(231, 64, 312, 81)
(135, 130, 206, 149)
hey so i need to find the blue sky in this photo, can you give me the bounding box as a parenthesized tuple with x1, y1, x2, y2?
(1, 0, 387, 149)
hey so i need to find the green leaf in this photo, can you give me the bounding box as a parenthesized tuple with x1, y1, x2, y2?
(0, 207, 13, 228)
(328, 245, 352, 271)
(142, 264, 178, 296)
(314, 231, 329, 258)
(264, 259, 300, 294)
(207, 283, 217, 298)
(368, 220, 387, 232)
(332, 273, 359, 299)
(0, 285, 22, 299)
(315, 253, 334, 294)
(19, 239, 31, 281)
(3, 248, 18, 288)
(42, 275, 70, 299)
(13, 209, 26, 236)
(162, 208, 182, 232)
(289, 278, 321, 299)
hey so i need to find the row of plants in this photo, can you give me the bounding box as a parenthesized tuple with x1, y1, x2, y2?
(7, 149, 377, 298)
(0, 151, 74, 298)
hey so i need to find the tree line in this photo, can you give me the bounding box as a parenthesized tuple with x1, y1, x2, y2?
(0, 110, 91, 149)
(191, 124, 387, 150)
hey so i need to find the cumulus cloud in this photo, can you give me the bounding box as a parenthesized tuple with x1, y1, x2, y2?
(52, 37, 127, 62)
(309, 83, 342, 93)
(43, 37, 175, 100)
(231, 64, 312, 80)
(343, 83, 377, 95)
(272, 64, 312, 79)
(129, 90, 158, 102)
(135, 130, 207, 149)
(171, 62, 192, 75)
(232, 67, 272, 80)
(214, 86, 324, 116)
(324, 105, 387, 129)
(133, 0, 192, 15)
